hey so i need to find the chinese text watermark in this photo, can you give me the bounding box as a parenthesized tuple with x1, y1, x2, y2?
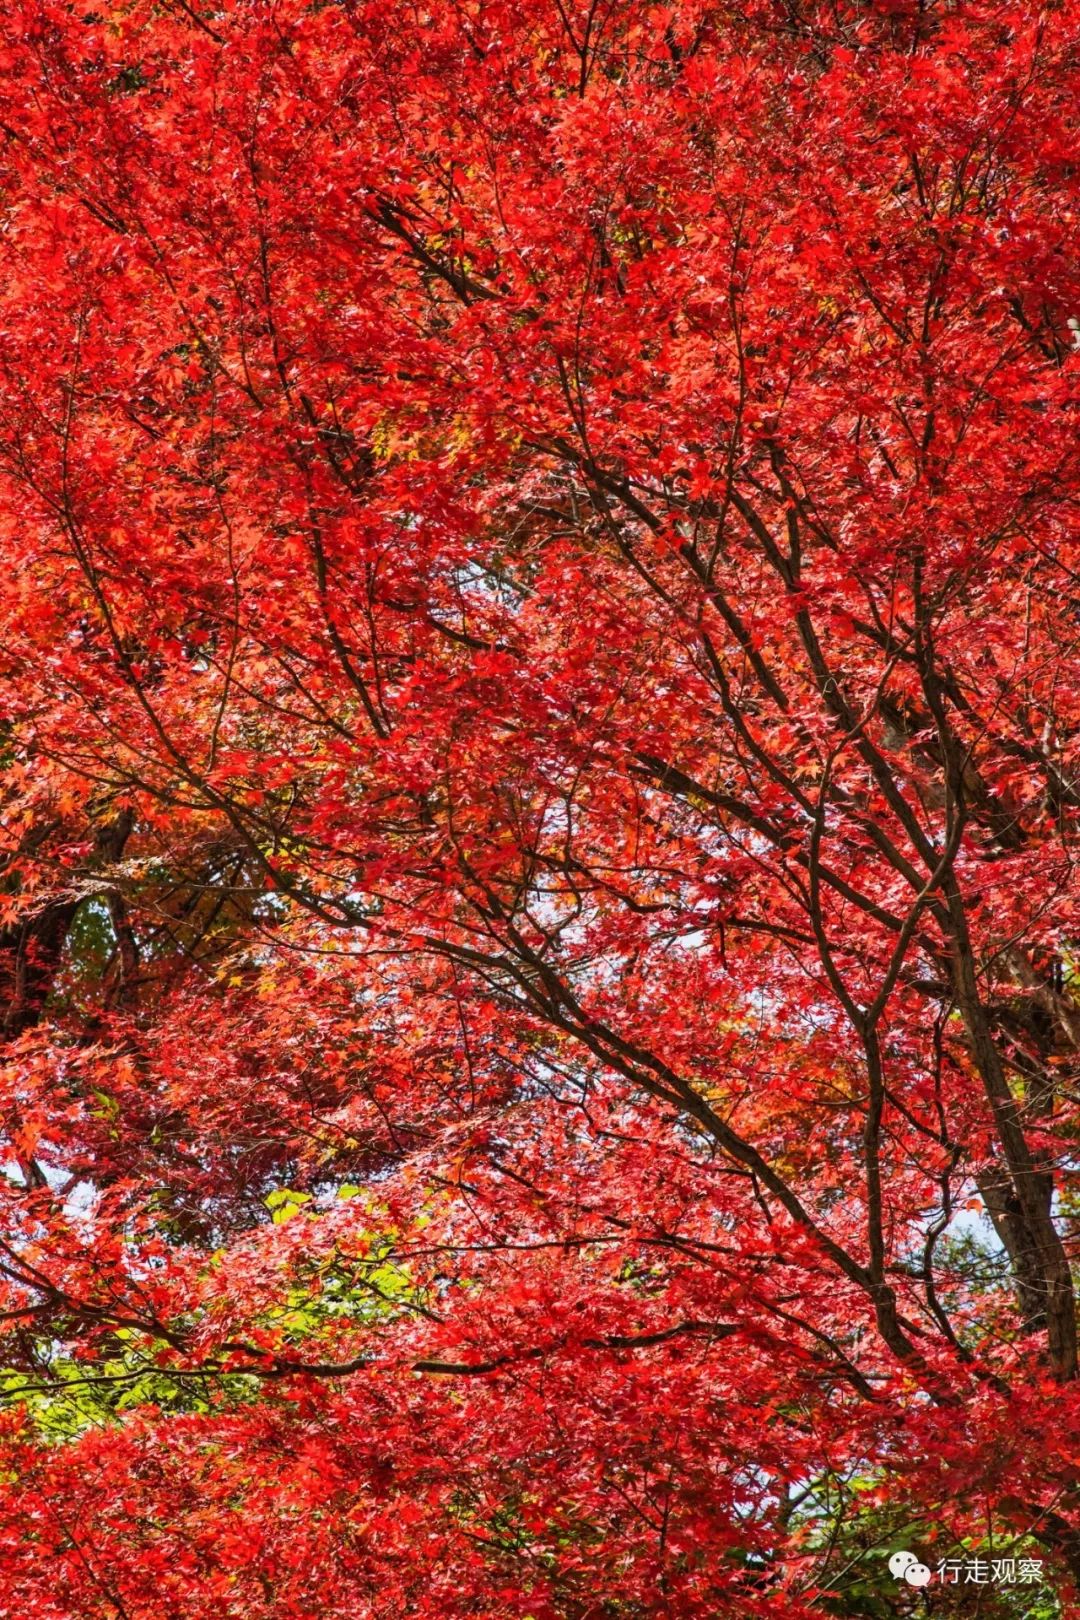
(888, 1549, 1043, 1588)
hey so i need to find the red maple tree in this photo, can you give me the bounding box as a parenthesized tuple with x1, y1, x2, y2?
(0, 0, 1078, 1614)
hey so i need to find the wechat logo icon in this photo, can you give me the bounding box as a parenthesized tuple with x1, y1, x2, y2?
(889, 1550, 933, 1587)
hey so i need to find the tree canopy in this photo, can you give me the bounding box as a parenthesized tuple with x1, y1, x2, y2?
(0, 0, 1079, 1614)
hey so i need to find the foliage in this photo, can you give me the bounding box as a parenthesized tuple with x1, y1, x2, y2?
(0, 0, 1078, 1614)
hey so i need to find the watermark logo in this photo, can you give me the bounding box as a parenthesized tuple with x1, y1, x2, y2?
(888, 1549, 1044, 1588)
(888, 1550, 931, 1587)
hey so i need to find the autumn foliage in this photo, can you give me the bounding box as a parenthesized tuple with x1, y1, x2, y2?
(0, 0, 1079, 1614)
